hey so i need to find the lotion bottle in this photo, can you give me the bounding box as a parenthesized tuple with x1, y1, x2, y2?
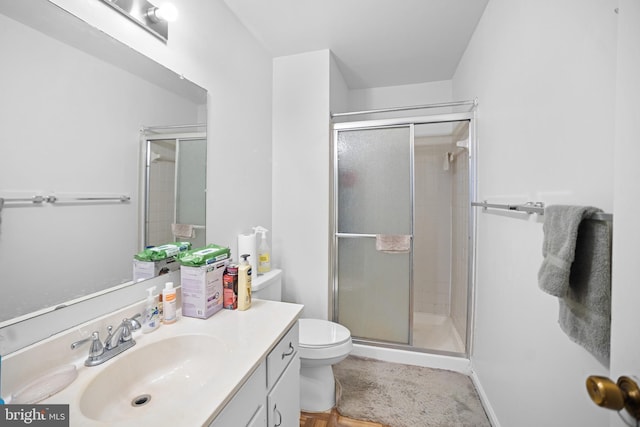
(237, 254, 252, 311)
(162, 282, 177, 324)
(142, 286, 160, 333)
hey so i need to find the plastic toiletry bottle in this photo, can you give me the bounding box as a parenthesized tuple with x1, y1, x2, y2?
(142, 286, 160, 333)
(158, 292, 164, 322)
(223, 264, 238, 310)
(254, 226, 271, 274)
(237, 254, 252, 311)
(162, 282, 177, 324)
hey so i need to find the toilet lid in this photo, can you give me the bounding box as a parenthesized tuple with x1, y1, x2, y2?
(299, 319, 351, 348)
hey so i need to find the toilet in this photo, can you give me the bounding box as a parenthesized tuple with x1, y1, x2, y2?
(252, 269, 353, 412)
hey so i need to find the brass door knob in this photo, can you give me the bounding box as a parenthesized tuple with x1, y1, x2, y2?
(586, 375, 640, 420)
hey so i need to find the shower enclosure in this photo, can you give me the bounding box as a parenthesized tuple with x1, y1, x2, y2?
(141, 126, 207, 250)
(331, 110, 475, 356)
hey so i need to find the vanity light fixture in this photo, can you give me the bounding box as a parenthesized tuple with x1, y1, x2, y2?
(99, 0, 178, 43)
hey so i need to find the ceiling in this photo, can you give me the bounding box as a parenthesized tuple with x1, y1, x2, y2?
(222, 0, 489, 89)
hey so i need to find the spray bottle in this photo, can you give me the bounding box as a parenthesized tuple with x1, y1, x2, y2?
(253, 226, 271, 274)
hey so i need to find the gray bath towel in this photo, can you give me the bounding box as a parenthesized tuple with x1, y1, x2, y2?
(538, 205, 612, 361)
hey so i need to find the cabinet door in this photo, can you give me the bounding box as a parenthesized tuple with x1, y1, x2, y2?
(267, 356, 300, 427)
(210, 361, 267, 427)
(247, 404, 267, 427)
(267, 322, 299, 389)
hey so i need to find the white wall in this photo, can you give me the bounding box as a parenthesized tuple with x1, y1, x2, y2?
(348, 80, 452, 111)
(48, 0, 274, 257)
(272, 50, 332, 319)
(453, 0, 616, 426)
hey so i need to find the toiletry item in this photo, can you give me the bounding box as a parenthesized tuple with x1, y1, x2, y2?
(177, 244, 230, 267)
(223, 264, 238, 310)
(162, 282, 177, 324)
(158, 292, 163, 322)
(133, 242, 191, 282)
(237, 232, 258, 281)
(142, 286, 160, 333)
(181, 259, 227, 319)
(134, 242, 192, 261)
(254, 226, 271, 274)
(237, 254, 252, 311)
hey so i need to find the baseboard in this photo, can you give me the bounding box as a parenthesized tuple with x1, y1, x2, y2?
(470, 369, 500, 427)
(351, 343, 472, 375)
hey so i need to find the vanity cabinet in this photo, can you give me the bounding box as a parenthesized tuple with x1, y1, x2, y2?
(210, 321, 299, 427)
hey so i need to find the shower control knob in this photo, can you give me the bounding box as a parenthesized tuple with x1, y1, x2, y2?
(586, 375, 640, 420)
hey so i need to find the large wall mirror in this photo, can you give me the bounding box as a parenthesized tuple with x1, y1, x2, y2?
(0, 1, 206, 352)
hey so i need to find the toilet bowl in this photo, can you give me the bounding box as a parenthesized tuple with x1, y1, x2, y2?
(252, 269, 353, 412)
(298, 318, 353, 412)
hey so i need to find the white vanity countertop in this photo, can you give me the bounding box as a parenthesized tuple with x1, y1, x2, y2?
(2, 299, 303, 427)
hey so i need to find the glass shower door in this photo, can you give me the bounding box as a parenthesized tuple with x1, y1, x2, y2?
(334, 126, 413, 344)
(175, 138, 206, 248)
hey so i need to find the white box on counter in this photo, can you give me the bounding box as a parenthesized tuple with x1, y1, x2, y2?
(180, 258, 228, 319)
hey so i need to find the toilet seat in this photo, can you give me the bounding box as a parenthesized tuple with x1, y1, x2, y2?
(299, 318, 351, 348)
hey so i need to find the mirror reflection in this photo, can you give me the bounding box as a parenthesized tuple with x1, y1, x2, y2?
(0, 3, 207, 324)
(142, 131, 207, 250)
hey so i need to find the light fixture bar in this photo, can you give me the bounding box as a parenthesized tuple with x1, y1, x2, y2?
(99, 0, 172, 43)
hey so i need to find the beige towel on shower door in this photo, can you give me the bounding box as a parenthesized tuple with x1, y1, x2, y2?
(375, 234, 411, 253)
(171, 223, 194, 239)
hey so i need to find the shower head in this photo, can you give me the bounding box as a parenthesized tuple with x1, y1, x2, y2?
(456, 138, 469, 149)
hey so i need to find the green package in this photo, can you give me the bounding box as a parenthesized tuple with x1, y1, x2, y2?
(178, 244, 231, 267)
(134, 242, 192, 261)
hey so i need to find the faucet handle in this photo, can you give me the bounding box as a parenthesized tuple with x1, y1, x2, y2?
(129, 314, 142, 330)
(119, 316, 141, 342)
(120, 319, 133, 343)
(71, 331, 104, 359)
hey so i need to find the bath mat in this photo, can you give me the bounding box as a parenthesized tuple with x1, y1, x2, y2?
(333, 356, 491, 427)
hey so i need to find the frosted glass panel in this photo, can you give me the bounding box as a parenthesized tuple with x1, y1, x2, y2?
(337, 127, 411, 234)
(176, 139, 206, 225)
(337, 237, 410, 344)
(176, 138, 206, 248)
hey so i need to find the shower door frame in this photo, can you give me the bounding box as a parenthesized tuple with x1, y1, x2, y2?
(330, 111, 477, 357)
(140, 129, 207, 250)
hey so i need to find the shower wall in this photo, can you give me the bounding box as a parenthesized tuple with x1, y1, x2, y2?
(413, 127, 468, 348)
(413, 139, 452, 315)
(450, 124, 469, 345)
(147, 141, 176, 246)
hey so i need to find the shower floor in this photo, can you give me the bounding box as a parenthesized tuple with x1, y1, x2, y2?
(412, 312, 464, 353)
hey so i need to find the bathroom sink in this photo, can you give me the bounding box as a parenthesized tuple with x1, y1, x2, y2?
(79, 334, 227, 423)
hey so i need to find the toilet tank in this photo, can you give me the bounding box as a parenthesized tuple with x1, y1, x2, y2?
(252, 269, 282, 301)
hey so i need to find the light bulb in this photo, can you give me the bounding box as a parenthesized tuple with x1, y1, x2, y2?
(154, 3, 178, 22)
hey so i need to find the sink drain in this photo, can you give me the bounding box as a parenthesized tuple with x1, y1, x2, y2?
(131, 394, 152, 407)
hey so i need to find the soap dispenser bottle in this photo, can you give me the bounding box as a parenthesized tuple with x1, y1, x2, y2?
(237, 254, 252, 311)
(142, 286, 160, 333)
(254, 226, 271, 274)
(162, 282, 177, 324)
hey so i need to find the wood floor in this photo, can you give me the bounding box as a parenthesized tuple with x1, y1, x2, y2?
(300, 409, 389, 427)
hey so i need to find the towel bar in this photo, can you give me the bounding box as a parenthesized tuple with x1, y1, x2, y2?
(471, 201, 613, 222)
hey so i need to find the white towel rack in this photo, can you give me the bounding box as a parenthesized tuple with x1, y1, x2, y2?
(0, 194, 130, 206)
(471, 201, 613, 222)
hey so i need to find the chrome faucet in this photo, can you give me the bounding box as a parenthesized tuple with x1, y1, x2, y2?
(71, 314, 141, 367)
